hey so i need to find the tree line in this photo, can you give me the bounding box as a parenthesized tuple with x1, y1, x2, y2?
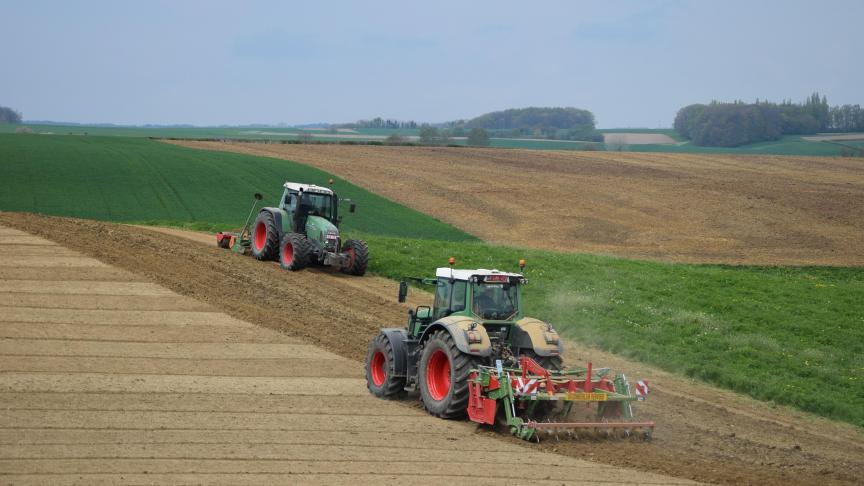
(337, 118, 419, 129)
(461, 106, 602, 141)
(674, 93, 863, 147)
(0, 105, 22, 124)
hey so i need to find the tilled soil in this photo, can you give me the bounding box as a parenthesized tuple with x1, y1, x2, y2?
(170, 141, 864, 266)
(2, 213, 863, 485)
(0, 219, 689, 486)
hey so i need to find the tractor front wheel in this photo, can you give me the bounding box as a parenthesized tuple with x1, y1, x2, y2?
(419, 330, 478, 418)
(340, 239, 369, 276)
(365, 333, 405, 398)
(251, 212, 279, 261)
(279, 233, 310, 271)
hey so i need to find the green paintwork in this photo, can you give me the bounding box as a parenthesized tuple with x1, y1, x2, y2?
(409, 277, 524, 341)
(305, 215, 338, 248)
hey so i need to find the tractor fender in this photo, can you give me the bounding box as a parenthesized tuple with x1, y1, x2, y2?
(512, 317, 564, 357)
(258, 207, 291, 238)
(379, 328, 409, 377)
(419, 316, 492, 357)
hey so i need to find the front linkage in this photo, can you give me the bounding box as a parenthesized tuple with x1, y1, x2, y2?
(467, 356, 654, 441)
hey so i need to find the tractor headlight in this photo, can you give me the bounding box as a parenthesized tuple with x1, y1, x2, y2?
(543, 331, 559, 345)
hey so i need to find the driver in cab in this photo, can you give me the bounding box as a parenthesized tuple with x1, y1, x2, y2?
(473, 284, 498, 319)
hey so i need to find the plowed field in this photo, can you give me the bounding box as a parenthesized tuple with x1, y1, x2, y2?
(171, 141, 864, 266)
(0, 218, 696, 485)
(2, 213, 862, 485)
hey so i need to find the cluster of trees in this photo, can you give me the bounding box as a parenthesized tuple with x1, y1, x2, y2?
(829, 105, 864, 132)
(462, 107, 602, 141)
(674, 93, 862, 147)
(0, 105, 22, 124)
(338, 118, 418, 129)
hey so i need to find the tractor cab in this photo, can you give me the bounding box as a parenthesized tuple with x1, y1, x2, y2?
(401, 267, 527, 340)
(279, 183, 338, 228)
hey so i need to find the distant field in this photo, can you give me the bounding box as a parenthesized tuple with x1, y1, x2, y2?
(174, 141, 864, 266)
(602, 132, 677, 145)
(0, 134, 475, 242)
(4, 123, 860, 156)
(628, 135, 857, 156)
(803, 133, 864, 141)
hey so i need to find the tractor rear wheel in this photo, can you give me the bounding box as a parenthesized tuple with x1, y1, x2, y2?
(365, 333, 405, 398)
(419, 330, 479, 418)
(279, 233, 310, 271)
(340, 239, 369, 276)
(251, 212, 279, 261)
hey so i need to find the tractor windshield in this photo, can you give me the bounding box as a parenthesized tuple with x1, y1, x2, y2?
(300, 193, 334, 220)
(472, 282, 519, 320)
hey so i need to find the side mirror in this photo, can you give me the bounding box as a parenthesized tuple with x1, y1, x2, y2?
(253, 193, 263, 201)
(349, 203, 356, 213)
(398, 280, 408, 303)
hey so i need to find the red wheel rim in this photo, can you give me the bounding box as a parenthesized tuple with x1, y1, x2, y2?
(254, 222, 267, 251)
(370, 351, 386, 387)
(426, 349, 451, 401)
(344, 247, 355, 269)
(281, 240, 294, 266)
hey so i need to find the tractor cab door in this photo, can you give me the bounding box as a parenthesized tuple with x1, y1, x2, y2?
(432, 278, 467, 321)
(279, 190, 299, 232)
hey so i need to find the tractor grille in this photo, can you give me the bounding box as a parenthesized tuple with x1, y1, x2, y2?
(483, 324, 510, 342)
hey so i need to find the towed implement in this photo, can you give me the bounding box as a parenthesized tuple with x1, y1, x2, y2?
(215, 181, 368, 275)
(364, 261, 653, 441)
(469, 356, 652, 441)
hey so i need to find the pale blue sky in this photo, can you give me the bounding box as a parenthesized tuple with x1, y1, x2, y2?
(3, 0, 862, 127)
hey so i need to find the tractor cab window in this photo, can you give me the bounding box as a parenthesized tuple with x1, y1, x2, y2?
(433, 279, 467, 320)
(284, 193, 298, 212)
(299, 192, 333, 220)
(472, 282, 519, 320)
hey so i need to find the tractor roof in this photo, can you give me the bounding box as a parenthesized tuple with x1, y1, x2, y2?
(435, 268, 523, 281)
(283, 182, 334, 195)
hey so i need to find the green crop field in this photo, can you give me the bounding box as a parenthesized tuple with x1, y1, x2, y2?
(0, 123, 305, 139)
(364, 236, 864, 427)
(2, 133, 861, 427)
(627, 135, 850, 156)
(0, 134, 474, 241)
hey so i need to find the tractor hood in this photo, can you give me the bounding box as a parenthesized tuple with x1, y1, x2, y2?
(306, 215, 339, 248)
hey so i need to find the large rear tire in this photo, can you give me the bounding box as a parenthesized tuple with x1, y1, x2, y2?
(279, 233, 310, 271)
(251, 212, 279, 261)
(365, 333, 406, 398)
(340, 239, 369, 276)
(419, 330, 479, 418)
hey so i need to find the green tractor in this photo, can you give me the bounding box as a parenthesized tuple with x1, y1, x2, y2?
(216, 182, 368, 275)
(365, 262, 653, 441)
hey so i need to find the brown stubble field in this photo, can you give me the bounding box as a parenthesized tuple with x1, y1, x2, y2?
(171, 141, 864, 266)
